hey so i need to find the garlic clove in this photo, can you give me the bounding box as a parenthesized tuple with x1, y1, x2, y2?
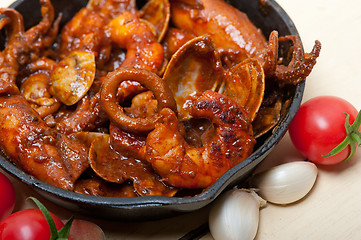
(251, 161, 318, 205)
(209, 188, 266, 240)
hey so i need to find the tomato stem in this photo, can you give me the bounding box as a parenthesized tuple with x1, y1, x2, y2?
(27, 197, 74, 240)
(323, 110, 361, 161)
(28, 197, 59, 240)
(57, 215, 74, 239)
(323, 137, 351, 158)
(351, 132, 361, 146)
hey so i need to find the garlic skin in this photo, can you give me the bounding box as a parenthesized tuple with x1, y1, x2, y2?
(209, 189, 266, 240)
(251, 161, 318, 204)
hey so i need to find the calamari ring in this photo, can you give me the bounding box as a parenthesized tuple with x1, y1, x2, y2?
(100, 67, 177, 133)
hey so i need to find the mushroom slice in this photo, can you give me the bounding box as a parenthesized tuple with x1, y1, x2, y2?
(50, 50, 96, 106)
(220, 58, 265, 122)
(163, 35, 225, 120)
(89, 134, 177, 196)
(139, 0, 170, 42)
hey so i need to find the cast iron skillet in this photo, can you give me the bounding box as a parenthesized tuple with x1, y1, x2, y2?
(0, 0, 304, 220)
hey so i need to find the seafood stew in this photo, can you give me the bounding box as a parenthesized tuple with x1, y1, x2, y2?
(0, 0, 320, 219)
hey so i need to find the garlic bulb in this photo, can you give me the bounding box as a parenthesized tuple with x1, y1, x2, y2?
(209, 188, 266, 240)
(251, 161, 318, 204)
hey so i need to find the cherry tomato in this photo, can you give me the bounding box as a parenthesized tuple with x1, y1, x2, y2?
(0, 172, 16, 221)
(289, 96, 359, 165)
(0, 209, 64, 240)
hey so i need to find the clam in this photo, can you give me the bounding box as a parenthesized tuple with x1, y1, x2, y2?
(220, 58, 265, 122)
(139, 0, 170, 42)
(252, 97, 282, 138)
(163, 35, 225, 120)
(50, 50, 96, 106)
(89, 134, 177, 196)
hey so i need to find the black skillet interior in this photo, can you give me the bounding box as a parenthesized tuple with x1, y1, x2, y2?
(0, 0, 304, 220)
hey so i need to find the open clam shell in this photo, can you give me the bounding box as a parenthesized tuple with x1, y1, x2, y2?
(220, 58, 265, 122)
(163, 35, 225, 120)
(89, 134, 177, 196)
(50, 50, 96, 106)
(139, 0, 170, 42)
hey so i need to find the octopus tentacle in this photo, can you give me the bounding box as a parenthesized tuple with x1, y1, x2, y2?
(41, 13, 62, 49)
(262, 30, 279, 77)
(2, 0, 56, 56)
(0, 16, 11, 30)
(274, 37, 321, 84)
(25, 0, 55, 45)
(0, 9, 24, 95)
(0, 0, 57, 95)
(100, 67, 177, 133)
(55, 93, 107, 135)
(0, 9, 25, 43)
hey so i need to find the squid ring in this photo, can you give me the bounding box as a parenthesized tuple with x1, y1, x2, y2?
(101, 67, 177, 133)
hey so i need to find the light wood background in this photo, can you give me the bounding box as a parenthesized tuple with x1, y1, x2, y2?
(1, 0, 361, 239)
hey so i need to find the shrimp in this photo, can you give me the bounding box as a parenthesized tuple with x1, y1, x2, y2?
(87, 0, 137, 22)
(170, 0, 321, 84)
(106, 11, 164, 73)
(162, 27, 195, 61)
(144, 90, 255, 188)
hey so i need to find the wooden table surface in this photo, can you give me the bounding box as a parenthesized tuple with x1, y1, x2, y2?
(1, 0, 361, 239)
